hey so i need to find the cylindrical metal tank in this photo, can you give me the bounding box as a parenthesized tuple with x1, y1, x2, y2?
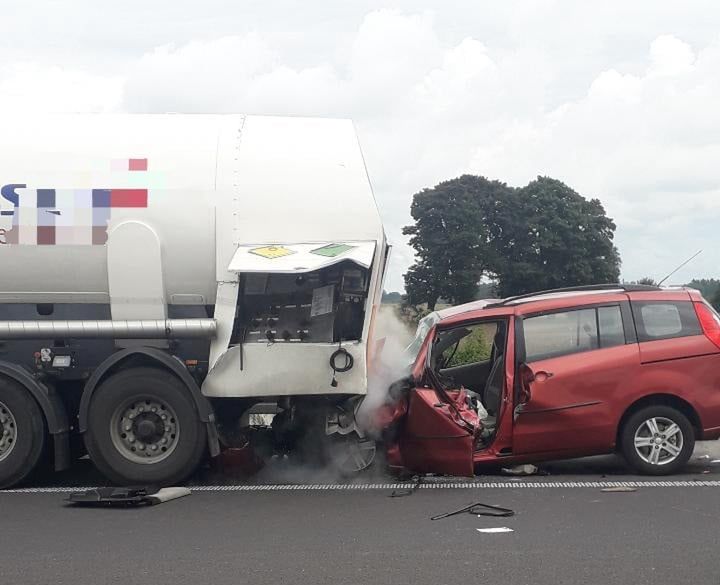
(0, 114, 386, 315)
(0, 114, 224, 307)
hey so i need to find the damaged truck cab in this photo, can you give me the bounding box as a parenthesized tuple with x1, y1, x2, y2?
(381, 285, 720, 477)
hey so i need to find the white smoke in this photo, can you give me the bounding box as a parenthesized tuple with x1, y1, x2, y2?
(357, 304, 416, 433)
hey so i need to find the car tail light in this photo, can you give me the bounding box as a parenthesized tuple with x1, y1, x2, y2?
(693, 302, 720, 349)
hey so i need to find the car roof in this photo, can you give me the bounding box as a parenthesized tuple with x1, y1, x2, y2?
(436, 285, 701, 325)
(435, 299, 497, 319)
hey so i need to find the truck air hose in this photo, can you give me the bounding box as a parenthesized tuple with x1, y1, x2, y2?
(329, 347, 354, 387)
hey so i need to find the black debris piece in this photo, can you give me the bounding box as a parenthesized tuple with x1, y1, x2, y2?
(390, 475, 423, 498)
(431, 501, 515, 520)
(67, 486, 191, 507)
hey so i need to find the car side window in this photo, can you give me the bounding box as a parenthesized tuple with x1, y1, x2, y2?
(523, 308, 598, 362)
(598, 305, 625, 348)
(523, 305, 627, 362)
(438, 322, 497, 368)
(632, 301, 701, 342)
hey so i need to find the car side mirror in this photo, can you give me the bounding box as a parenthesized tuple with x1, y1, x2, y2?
(519, 363, 534, 405)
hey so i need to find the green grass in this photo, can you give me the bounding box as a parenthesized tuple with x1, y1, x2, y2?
(445, 327, 492, 367)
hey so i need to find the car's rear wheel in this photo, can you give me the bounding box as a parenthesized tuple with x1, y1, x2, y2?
(620, 405, 694, 475)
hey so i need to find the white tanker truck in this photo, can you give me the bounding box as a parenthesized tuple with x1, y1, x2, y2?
(0, 114, 388, 488)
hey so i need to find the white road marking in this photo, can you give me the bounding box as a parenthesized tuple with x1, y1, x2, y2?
(3, 479, 720, 494)
(477, 527, 514, 533)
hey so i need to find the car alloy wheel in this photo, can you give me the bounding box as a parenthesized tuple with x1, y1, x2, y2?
(633, 416, 683, 466)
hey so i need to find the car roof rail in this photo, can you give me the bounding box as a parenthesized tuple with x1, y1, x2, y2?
(486, 283, 662, 308)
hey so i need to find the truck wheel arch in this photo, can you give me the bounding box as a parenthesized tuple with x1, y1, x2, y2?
(77, 348, 220, 456)
(0, 360, 71, 471)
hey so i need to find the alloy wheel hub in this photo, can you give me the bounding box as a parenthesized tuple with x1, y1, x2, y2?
(634, 416, 683, 466)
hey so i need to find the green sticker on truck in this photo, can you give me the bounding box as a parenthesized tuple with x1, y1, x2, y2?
(311, 243, 355, 258)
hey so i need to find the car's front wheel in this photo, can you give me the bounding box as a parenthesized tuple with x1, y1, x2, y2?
(620, 405, 694, 475)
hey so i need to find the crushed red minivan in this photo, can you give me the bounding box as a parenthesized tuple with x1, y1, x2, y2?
(378, 284, 720, 476)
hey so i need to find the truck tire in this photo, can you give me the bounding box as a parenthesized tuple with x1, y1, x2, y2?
(84, 367, 207, 486)
(620, 405, 694, 475)
(0, 377, 46, 489)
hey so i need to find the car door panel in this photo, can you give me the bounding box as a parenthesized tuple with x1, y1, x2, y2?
(512, 344, 640, 454)
(399, 388, 475, 476)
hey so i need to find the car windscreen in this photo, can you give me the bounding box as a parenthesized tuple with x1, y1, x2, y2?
(404, 312, 441, 363)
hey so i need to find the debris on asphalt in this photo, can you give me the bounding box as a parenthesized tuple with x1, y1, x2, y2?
(390, 475, 423, 497)
(67, 486, 191, 507)
(501, 464, 545, 476)
(477, 527, 514, 533)
(431, 501, 515, 520)
(600, 486, 637, 492)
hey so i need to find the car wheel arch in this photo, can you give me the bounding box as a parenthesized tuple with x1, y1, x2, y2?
(616, 393, 702, 448)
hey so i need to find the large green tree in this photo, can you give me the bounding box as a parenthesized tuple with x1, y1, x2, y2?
(492, 177, 621, 296)
(403, 175, 621, 305)
(402, 175, 509, 310)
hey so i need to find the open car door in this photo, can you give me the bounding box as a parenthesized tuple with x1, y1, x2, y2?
(399, 387, 477, 476)
(382, 319, 476, 477)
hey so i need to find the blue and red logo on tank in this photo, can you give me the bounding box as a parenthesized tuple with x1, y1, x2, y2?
(0, 158, 149, 246)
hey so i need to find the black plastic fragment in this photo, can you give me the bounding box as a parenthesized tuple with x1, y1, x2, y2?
(431, 501, 515, 520)
(67, 486, 160, 507)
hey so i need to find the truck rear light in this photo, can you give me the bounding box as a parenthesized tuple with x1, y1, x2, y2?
(693, 302, 720, 349)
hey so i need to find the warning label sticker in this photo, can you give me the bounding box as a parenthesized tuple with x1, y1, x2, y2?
(311, 285, 335, 317)
(311, 243, 355, 258)
(249, 246, 296, 259)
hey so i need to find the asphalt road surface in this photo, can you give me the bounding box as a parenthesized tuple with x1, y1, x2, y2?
(2, 443, 720, 585)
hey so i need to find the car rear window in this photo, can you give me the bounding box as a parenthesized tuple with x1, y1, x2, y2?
(631, 301, 701, 341)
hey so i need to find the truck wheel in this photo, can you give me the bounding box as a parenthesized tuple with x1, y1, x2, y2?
(326, 435, 377, 476)
(84, 368, 206, 486)
(0, 378, 46, 489)
(620, 405, 694, 475)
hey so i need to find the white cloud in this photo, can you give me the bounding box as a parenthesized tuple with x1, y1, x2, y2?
(0, 63, 123, 113)
(3, 4, 720, 289)
(466, 33, 720, 284)
(649, 35, 695, 76)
